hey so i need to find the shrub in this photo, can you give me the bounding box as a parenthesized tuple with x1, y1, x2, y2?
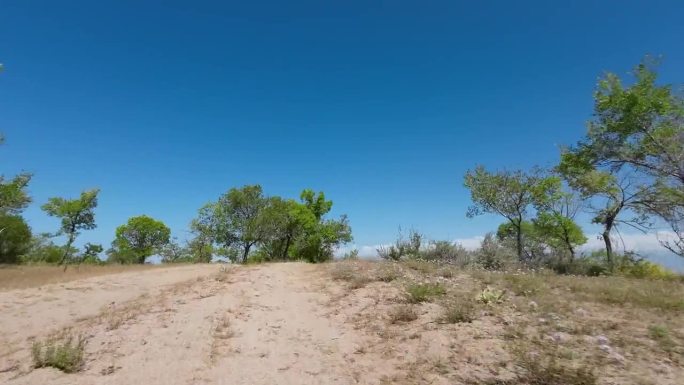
(442, 300, 475, 323)
(389, 305, 418, 323)
(340, 249, 359, 260)
(474, 233, 515, 270)
(405, 282, 446, 303)
(32, 334, 87, 373)
(477, 287, 505, 305)
(422, 241, 472, 265)
(377, 228, 423, 261)
(619, 259, 677, 280)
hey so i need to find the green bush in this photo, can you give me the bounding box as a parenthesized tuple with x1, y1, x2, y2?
(32, 334, 87, 373)
(405, 282, 446, 303)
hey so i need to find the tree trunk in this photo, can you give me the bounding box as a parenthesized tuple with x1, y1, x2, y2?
(60, 234, 75, 271)
(602, 227, 614, 270)
(242, 244, 252, 263)
(515, 223, 523, 262)
(282, 235, 292, 260)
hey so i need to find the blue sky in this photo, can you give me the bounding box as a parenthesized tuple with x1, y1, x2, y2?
(1, 1, 683, 265)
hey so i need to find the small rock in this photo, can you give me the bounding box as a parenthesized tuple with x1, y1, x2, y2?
(528, 301, 538, 310)
(575, 308, 588, 317)
(599, 344, 612, 353)
(548, 332, 569, 344)
(596, 335, 610, 345)
(538, 318, 547, 324)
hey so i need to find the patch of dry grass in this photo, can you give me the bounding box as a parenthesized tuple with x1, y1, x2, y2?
(0, 264, 170, 291)
(388, 305, 419, 324)
(32, 332, 87, 373)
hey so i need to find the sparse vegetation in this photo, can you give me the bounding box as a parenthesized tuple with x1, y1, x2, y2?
(32, 333, 87, 373)
(405, 282, 446, 303)
(441, 300, 475, 323)
(389, 305, 418, 323)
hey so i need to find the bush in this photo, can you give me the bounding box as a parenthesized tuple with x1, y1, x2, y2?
(32, 334, 87, 373)
(405, 282, 446, 303)
(0, 214, 32, 263)
(442, 300, 475, 323)
(389, 305, 418, 323)
(377, 228, 423, 261)
(619, 259, 677, 280)
(422, 241, 472, 265)
(474, 233, 515, 270)
(477, 287, 505, 305)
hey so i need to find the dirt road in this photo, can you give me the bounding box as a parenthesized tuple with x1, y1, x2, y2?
(0, 263, 400, 385)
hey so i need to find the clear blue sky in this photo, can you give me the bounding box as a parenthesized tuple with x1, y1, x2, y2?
(2, 1, 683, 258)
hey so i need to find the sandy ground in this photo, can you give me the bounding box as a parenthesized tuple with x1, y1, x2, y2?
(1, 263, 430, 385)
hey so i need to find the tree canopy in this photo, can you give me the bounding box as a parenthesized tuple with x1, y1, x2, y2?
(110, 215, 171, 264)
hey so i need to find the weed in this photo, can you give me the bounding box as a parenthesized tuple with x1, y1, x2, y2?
(32, 333, 87, 373)
(405, 282, 446, 303)
(442, 300, 475, 323)
(349, 275, 372, 289)
(648, 325, 676, 352)
(330, 263, 356, 281)
(389, 305, 419, 323)
(477, 287, 505, 305)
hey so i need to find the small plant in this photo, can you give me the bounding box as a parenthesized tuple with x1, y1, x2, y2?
(32, 334, 87, 373)
(477, 287, 505, 305)
(648, 325, 676, 352)
(442, 300, 475, 323)
(389, 305, 419, 323)
(376, 266, 400, 282)
(405, 282, 446, 303)
(341, 249, 360, 260)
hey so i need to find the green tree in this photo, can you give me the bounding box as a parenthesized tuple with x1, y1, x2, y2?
(579, 61, 684, 256)
(200, 185, 269, 263)
(112, 215, 171, 264)
(21, 233, 66, 264)
(80, 243, 103, 264)
(159, 237, 192, 263)
(0, 214, 32, 263)
(464, 166, 560, 261)
(0, 135, 32, 217)
(41, 189, 99, 266)
(532, 189, 587, 260)
(289, 190, 352, 263)
(558, 152, 648, 268)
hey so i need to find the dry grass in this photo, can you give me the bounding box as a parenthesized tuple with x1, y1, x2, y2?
(388, 305, 419, 324)
(0, 264, 170, 291)
(326, 260, 684, 384)
(32, 332, 87, 373)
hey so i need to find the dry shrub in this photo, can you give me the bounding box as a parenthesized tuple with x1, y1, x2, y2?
(32, 333, 87, 373)
(389, 305, 418, 324)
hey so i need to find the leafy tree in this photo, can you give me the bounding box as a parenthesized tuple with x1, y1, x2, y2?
(0, 214, 31, 263)
(112, 215, 171, 264)
(496, 220, 546, 262)
(41, 189, 99, 266)
(159, 237, 192, 263)
(80, 243, 103, 264)
(289, 190, 352, 263)
(464, 166, 560, 261)
(21, 233, 66, 264)
(0, 135, 32, 217)
(559, 152, 648, 268)
(578, 61, 684, 256)
(532, 189, 587, 260)
(200, 185, 269, 263)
